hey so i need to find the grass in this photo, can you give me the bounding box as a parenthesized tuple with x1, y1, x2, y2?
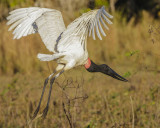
(0, 5, 160, 128)
(0, 71, 160, 127)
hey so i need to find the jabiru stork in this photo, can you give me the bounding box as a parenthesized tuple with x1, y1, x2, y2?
(7, 6, 128, 120)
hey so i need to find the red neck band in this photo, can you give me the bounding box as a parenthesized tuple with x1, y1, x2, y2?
(84, 58, 91, 69)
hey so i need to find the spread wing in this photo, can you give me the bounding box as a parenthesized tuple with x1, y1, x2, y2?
(61, 6, 113, 47)
(7, 7, 66, 52)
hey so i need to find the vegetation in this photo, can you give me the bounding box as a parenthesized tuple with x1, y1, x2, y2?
(0, 0, 160, 127)
(115, 0, 160, 23)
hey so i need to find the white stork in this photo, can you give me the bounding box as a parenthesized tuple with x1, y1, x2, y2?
(7, 6, 128, 119)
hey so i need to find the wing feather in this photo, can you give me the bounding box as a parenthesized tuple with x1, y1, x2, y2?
(92, 19, 96, 40)
(100, 15, 109, 30)
(7, 7, 66, 52)
(101, 13, 113, 24)
(62, 6, 113, 44)
(97, 18, 106, 36)
(102, 7, 113, 18)
(95, 20, 102, 40)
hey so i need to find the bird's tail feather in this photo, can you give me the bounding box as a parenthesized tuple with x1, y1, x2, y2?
(37, 53, 64, 61)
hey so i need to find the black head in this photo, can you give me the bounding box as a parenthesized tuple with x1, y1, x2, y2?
(85, 59, 128, 82)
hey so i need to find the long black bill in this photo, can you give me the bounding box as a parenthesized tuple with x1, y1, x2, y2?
(86, 60, 128, 82)
(100, 64, 128, 82)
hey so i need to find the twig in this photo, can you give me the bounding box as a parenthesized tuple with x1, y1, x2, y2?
(130, 96, 135, 128)
(62, 102, 72, 128)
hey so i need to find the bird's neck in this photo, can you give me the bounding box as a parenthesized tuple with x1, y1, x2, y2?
(84, 58, 91, 69)
(84, 58, 100, 72)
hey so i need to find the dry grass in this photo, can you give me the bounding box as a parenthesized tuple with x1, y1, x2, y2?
(0, 71, 160, 128)
(0, 4, 160, 128)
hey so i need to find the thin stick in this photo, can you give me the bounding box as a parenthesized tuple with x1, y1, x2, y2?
(62, 102, 72, 128)
(130, 96, 135, 128)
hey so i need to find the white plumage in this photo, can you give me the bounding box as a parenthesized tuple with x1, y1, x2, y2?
(7, 6, 112, 71)
(7, 7, 66, 52)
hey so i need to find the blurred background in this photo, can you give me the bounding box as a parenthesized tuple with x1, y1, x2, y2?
(0, 0, 160, 128)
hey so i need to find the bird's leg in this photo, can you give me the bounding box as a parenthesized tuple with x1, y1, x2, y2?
(31, 71, 56, 120)
(42, 70, 64, 118)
